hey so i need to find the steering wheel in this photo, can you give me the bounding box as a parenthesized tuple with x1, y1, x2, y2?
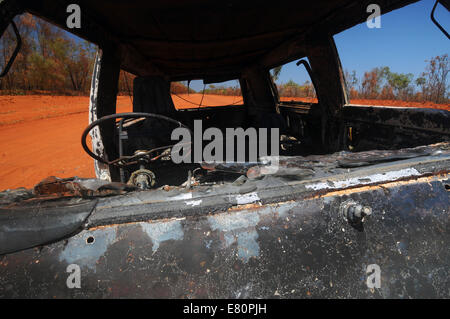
(81, 112, 191, 167)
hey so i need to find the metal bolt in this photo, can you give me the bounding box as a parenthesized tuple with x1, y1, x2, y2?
(342, 202, 372, 224)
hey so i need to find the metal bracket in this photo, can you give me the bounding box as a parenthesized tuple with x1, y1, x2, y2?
(0, 20, 22, 78)
(431, 0, 450, 40)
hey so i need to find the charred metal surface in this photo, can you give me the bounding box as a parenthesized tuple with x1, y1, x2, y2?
(0, 188, 33, 206)
(342, 105, 450, 134)
(1, 143, 445, 228)
(33, 176, 90, 199)
(0, 144, 448, 297)
(88, 49, 122, 181)
(89, 51, 112, 182)
(0, 177, 137, 208)
(77, 143, 448, 226)
(1, 144, 448, 255)
(279, 103, 450, 154)
(0, 173, 448, 298)
(1, 0, 448, 299)
(341, 106, 450, 151)
(307, 37, 346, 114)
(0, 0, 24, 38)
(0, 199, 97, 255)
(201, 143, 447, 177)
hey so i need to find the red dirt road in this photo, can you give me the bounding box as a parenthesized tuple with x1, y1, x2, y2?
(0, 95, 448, 190)
(0, 96, 132, 190)
(0, 94, 239, 190)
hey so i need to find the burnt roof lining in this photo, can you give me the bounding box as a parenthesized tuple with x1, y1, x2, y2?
(18, 0, 420, 77)
(87, 2, 345, 41)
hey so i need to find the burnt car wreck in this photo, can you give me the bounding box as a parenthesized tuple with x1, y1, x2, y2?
(0, 0, 449, 298)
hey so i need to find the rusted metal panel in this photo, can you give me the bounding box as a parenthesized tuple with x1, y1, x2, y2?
(0, 173, 448, 298)
(340, 106, 450, 152)
(342, 105, 450, 135)
(1, 144, 448, 298)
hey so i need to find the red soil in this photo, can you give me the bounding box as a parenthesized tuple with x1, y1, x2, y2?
(172, 93, 243, 109)
(280, 97, 450, 111)
(0, 95, 448, 190)
(0, 96, 132, 190)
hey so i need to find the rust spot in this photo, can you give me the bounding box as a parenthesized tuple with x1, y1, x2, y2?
(227, 202, 263, 212)
(306, 173, 449, 200)
(33, 176, 89, 199)
(87, 217, 186, 231)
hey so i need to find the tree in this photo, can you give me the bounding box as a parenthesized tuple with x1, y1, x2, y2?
(360, 67, 389, 99)
(0, 14, 36, 91)
(344, 70, 358, 99)
(420, 54, 449, 103)
(386, 72, 413, 100)
(415, 77, 426, 101)
(1, 13, 96, 94)
(271, 66, 282, 82)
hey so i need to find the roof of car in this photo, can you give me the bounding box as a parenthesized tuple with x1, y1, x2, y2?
(22, 0, 417, 78)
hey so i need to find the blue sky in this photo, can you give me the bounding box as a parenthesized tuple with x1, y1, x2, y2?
(276, 0, 449, 87)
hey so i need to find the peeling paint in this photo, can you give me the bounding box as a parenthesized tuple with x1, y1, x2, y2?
(59, 227, 117, 271)
(234, 192, 260, 205)
(208, 211, 260, 262)
(237, 231, 260, 261)
(208, 211, 260, 232)
(185, 199, 202, 206)
(307, 175, 446, 199)
(305, 168, 421, 191)
(170, 193, 193, 200)
(140, 220, 184, 252)
(254, 202, 297, 218)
